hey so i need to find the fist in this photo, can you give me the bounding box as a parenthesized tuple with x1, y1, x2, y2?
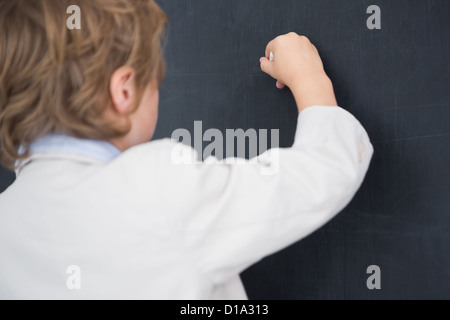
(260, 33, 326, 90)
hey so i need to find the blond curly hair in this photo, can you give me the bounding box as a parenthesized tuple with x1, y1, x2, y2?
(0, 0, 167, 168)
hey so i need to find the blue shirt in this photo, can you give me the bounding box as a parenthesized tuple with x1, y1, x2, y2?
(16, 133, 122, 174)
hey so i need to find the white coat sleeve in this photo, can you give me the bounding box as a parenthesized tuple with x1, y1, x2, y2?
(154, 106, 374, 284)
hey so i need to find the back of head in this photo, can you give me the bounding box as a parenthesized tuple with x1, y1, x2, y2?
(0, 0, 167, 169)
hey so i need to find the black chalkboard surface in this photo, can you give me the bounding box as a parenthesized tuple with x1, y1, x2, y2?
(1, 0, 449, 299)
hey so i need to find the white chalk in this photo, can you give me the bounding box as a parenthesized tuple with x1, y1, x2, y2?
(269, 51, 274, 62)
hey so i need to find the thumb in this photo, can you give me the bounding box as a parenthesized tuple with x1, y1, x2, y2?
(260, 57, 274, 77)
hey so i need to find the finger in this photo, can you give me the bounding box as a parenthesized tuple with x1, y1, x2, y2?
(260, 57, 274, 76)
(265, 38, 276, 59)
(309, 41, 321, 61)
(276, 81, 285, 89)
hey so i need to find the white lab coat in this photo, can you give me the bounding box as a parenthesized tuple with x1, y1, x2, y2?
(0, 106, 373, 299)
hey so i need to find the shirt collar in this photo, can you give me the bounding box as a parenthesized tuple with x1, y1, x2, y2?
(16, 133, 122, 175)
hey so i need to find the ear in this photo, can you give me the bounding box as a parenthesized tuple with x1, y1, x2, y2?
(109, 66, 137, 115)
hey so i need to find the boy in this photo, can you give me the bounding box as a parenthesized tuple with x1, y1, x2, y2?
(0, 0, 373, 299)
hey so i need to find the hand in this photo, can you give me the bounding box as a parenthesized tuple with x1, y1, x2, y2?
(260, 32, 337, 113)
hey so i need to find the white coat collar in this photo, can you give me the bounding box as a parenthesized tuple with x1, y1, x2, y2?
(15, 133, 122, 176)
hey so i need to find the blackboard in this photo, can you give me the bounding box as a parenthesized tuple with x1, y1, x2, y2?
(1, 0, 449, 299)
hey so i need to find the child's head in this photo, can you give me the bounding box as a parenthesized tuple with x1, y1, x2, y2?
(0, 0, 167, 168)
